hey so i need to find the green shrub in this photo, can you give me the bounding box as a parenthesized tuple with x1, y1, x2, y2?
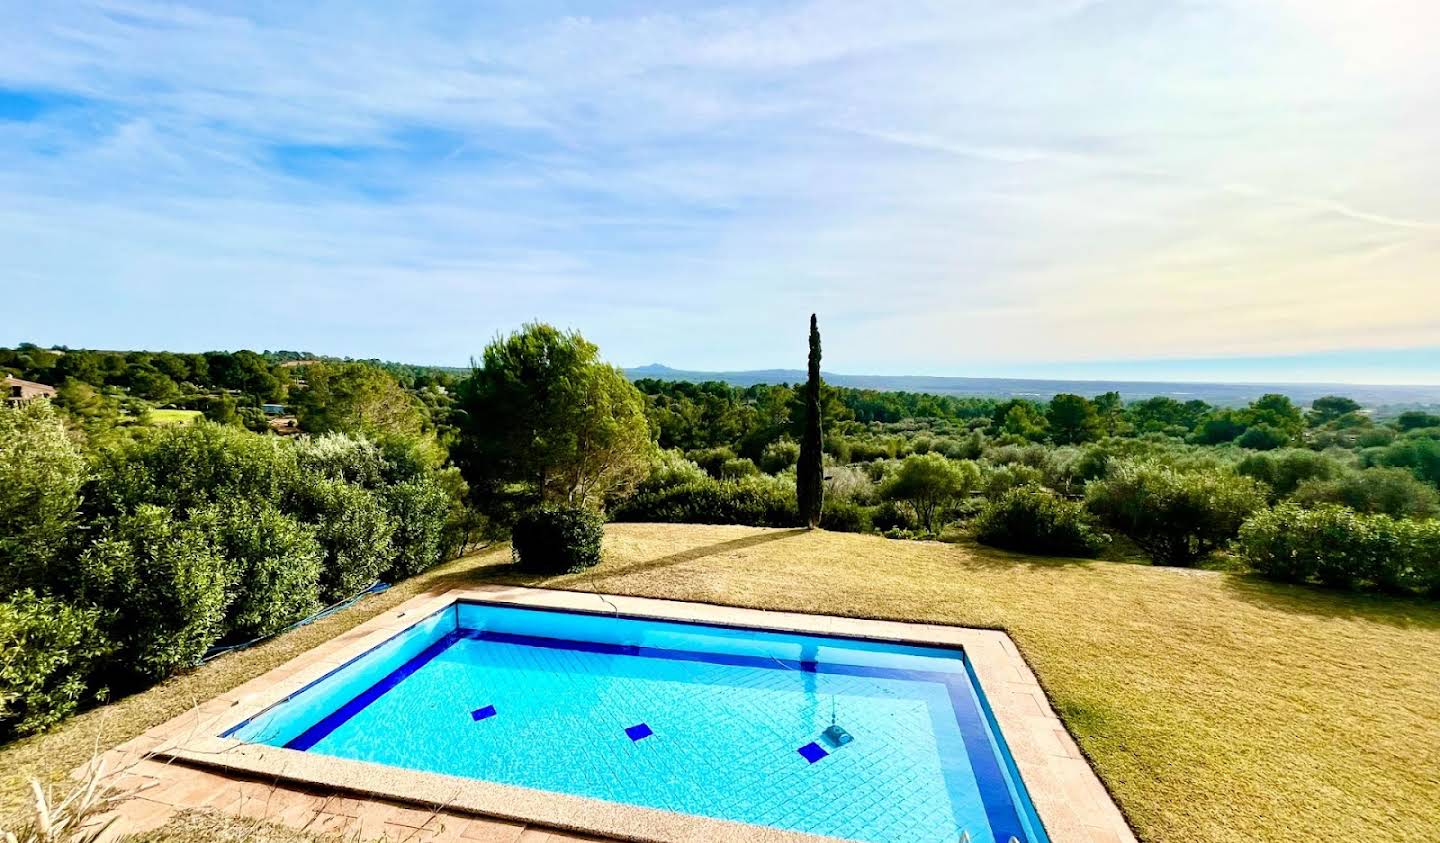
(823, 465, 877, 504)
(612, 475, 799, 527)
(1237, 424, 1289, 451)
(89, 421, 297, 516)
(1355, 427, 1397, 448)
(292, 477, 396, 600)
(846, 439, 894, 463)
(191, 501, 322, 639)
(871, 499, 918, 532)
(719, 457, 761, 480)
(1293, 467, 1440, 519)
(0, 591, 112, 738)
(512, 506, 604, 575)
(980, 463, 1045, 500)
(820, 499, 872, 533)
(1371, 436, 1440, 486)
(1086, 461, 1266, 566)
(686, 447, 737, 478)
(643, 449, 709, 488)
(1237, 449, 1343, 498)
(1396, 411, 1440, 431)
(974, 485, 1108, 558)
(1394, 518, 1440, 596)
(1238, 503, 1440, 593)
(881, 454, 979, 533)
(759, 439, 801, 473)
(0, 400, 86, 594)
(381, 477, 451, 578)
(77, 505, 228, 683)
(293, 432, 389, 488)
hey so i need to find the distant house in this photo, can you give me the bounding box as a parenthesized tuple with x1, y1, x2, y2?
(5, 375, 57, 406)
(262, 403, 287, 416)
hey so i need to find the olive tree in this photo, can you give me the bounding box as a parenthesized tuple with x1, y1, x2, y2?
(881, 453, 980, 534)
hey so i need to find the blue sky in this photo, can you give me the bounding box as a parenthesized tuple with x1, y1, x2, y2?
(1, 1, 1438, 383)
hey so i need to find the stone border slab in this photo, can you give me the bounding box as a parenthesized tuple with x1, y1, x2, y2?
(117, 585, 1133, 843)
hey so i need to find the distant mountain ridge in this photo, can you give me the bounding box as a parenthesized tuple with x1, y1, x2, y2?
(624, 364, 1440, 408)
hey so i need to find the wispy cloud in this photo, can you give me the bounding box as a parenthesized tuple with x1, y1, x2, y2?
(0, 0, 1437, 380)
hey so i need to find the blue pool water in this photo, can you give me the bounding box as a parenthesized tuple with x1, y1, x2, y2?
(227, 602, 1049, 843)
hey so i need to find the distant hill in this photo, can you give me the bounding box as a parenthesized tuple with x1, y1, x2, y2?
(624, 364, 1440, 408)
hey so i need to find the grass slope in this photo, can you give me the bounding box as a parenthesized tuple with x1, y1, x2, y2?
(4, 524, 1437, 842)
(146, 409, 203, 426)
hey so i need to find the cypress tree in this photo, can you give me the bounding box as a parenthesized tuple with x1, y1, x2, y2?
(797, 314, 824, 528)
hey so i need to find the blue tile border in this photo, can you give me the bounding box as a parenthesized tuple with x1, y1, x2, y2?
(281, 630, 461, 751)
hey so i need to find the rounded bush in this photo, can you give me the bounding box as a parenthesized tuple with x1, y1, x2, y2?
(974, 485, 1108, 558)
(0, 590, 113, 738)
(1237, 424, 1289, 451)
(820, 499, 873, 533)
(1293, 467, 1440, 520)
(719, 457, 761, 480)
(511, 506, 605, 575)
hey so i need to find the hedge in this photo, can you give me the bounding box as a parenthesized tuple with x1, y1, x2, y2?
(1238, 503, 1440, 595)
(613, 476, 800, 527)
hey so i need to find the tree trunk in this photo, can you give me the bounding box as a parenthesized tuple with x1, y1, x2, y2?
(797, 314, 825, 528)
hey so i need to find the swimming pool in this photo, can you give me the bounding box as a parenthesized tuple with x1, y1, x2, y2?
(224, 599, 1048, 843)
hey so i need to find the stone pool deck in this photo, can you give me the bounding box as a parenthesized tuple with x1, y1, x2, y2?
(80, 586, 1135, 843)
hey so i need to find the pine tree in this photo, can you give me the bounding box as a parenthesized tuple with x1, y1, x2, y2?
(797, 314, 824, 528)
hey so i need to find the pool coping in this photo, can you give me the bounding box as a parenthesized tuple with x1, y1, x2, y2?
(128, 585, 1133, 843)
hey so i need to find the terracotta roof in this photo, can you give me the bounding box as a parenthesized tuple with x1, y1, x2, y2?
(4, 375, 57, 395)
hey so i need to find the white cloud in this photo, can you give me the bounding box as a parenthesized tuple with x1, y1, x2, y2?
(0, 0, 1436, 377)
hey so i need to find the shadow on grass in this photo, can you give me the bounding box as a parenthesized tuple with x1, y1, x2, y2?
(940, 535, 1109, 570)
(589, 527, 809, 580)
(1220, 572, 1440, 630)
(436, 527, 812, 589)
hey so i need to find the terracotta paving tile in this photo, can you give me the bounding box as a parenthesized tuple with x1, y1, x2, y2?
(458, 817, 528, 841)
(384, 820, 444, 841)
(110, 797, 179, 837)
(306, 810, 359, 836)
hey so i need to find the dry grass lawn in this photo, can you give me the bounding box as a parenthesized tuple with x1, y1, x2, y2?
(4, 523, 1438, 842)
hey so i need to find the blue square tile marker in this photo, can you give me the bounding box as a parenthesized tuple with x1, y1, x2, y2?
(470, 705, 497, 721)
(624, 723, 653, 741)
(797, 741, 828, 763)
